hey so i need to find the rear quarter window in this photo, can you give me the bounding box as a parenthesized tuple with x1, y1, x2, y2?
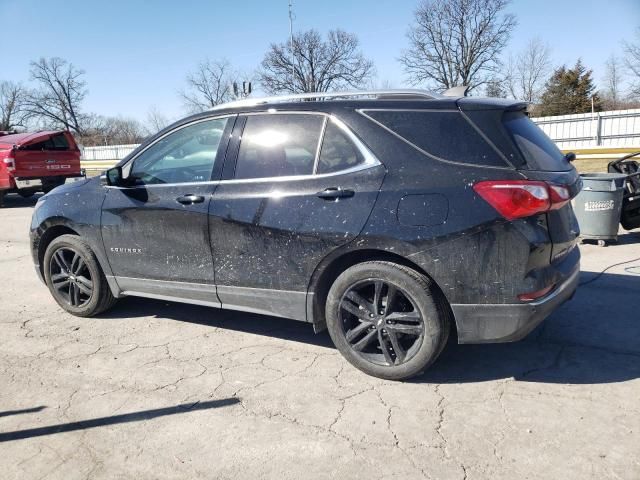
(502, 112, 570, 171)
(363, 110, 507, 167)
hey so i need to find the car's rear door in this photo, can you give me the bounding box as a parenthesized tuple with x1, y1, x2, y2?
(208, 112, 385, 321)
(101, 115, 234, 305)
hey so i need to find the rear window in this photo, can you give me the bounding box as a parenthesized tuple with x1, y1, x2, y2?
(502, 112, 569, 171)
(22, 134, 70, 151)
(364, 110, 506, 167)
(51, 134, 70, 150)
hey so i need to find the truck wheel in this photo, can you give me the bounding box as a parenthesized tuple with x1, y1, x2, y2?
(43, 234, 118, 317)
(18, 190, 35, 199)
(42, 179, 65, 194)
(325, 261, 449, 381)
(0, 191, 4, 207)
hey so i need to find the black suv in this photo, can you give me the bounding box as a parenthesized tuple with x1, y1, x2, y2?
(30, 90, 580, 380)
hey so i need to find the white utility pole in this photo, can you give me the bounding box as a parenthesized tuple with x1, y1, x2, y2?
(289, 0, 295, 87)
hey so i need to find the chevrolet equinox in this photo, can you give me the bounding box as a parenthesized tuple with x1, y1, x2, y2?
(30, 90, 581, 380)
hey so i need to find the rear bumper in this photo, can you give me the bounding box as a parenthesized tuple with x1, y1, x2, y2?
(15, 178, 43, 189)
(451, 266, 580, 343)
(8, 171, 86, 190)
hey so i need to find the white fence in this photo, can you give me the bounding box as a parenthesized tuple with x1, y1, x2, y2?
(531, 109, 640, 148)
(79, 109, 640, 166)
(80, 144, 138, 161)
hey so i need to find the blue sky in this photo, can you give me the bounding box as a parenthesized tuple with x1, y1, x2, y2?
(1, 0, 638, 123)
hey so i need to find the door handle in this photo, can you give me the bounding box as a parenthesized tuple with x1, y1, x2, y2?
(176, 194, 205, 205)
(316, 187, 355, 200)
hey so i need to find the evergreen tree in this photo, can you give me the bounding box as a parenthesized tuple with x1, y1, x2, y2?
(484, 78, 507, 98)
(538, 60, 602, 116)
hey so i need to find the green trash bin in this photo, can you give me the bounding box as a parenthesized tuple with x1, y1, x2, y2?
(573, 173, 627, 246)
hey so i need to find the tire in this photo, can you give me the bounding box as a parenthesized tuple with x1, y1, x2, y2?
(18, 190, 35, 198)
(43, 234, 117, 317)
(325, 261, 449, 380)
(42, 179, 64, 194)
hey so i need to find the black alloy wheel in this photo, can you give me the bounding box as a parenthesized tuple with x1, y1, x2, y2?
(49, 247, 94, 307)
(339, 279, 424, 366)
(326, 261, 449, 380)
(44, 234, 117, 317)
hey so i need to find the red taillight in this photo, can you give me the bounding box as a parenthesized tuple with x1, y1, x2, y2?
(473, 180, 550, 220)
(473, 180, 571, 220)
(548, 184, 570, 210)
(2, 157, 15, 172)
(518, 284, 555, 302)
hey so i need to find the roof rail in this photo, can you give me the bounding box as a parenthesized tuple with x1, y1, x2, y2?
(210, 89, 444, 110)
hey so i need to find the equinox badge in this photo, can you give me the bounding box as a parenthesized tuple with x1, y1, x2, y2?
(110, 247, 143, 254)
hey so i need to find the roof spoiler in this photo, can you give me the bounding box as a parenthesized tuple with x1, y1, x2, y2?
(442, 85, 470, 97)
(457, 97, 529, 112)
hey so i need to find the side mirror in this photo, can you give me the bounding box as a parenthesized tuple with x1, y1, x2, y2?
(565, 152, 576, 163)
(102, 166, 123, 186)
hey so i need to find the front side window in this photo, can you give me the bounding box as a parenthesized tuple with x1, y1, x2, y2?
(130, 117, 229, 185)
(234, 114, 324, 179)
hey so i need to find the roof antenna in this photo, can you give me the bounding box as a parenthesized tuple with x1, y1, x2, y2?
(443, 85, 470, 97)
(289, 1, 295, 87)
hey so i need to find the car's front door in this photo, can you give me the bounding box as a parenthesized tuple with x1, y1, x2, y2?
(208, 112, 385, 320)
(101, 115, 234, 304)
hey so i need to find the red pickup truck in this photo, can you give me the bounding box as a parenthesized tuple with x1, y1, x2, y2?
(0, 130, 85, 206)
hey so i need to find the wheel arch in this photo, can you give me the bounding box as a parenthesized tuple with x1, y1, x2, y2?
(37, 224, 79, 277)
(307, 247, 455, 336)
(34, 219, 120, 298)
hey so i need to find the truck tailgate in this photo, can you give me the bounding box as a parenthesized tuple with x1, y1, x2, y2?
(14, 150, 81, 178)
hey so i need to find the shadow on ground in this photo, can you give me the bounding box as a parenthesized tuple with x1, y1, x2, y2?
(0, 407, 47, 419)
(0, 399, 239, 442)
(580, 230, 640, 247)
(98, 269, 640, 386)
(0, 193, 42, 209)
(101, 296, 335, 349)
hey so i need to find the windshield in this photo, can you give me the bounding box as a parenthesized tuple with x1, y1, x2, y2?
(503, 111, 570, 171)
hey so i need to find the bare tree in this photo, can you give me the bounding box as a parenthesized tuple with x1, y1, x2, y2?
(0, 81, 28, 131)
(23, 57, 87, 134)
(180, 59, 236, 112)
(77, 115, 147, 146)
(505, 38, 552, 102)
(259, 29, 375, 94)
(101, 116, 147, 144)
(367, 78, 396, 90)
(146, 106, 171, 135)
(602, 55, 624, 109)
(623, 28, 640, 98)
(400, 0, 517, 91)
